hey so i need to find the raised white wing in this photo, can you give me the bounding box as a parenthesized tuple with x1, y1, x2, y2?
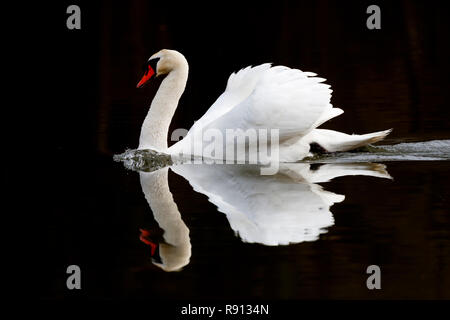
(190, 64, 272, 131)
(169, 64, 342, 155)
(203, 65, 339, 140)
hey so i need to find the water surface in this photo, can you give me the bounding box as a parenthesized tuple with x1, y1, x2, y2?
(103, 140, 450, 299)
(35, 1, 450, 301)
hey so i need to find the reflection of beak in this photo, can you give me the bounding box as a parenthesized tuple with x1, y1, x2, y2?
(139, 228, 157, 256)
(136, 66, 155, 88)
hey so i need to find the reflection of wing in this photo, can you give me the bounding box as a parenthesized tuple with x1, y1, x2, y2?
(280, 163, 392, 183)
(140, 168, 191, 271)
(171, 163, 391, 246)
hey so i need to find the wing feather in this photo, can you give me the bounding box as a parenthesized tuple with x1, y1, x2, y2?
(170, 64, 342, 155)
(204, 65, 336, 140)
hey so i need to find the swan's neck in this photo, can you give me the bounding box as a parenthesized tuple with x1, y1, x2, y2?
(139, 66, 188, 151)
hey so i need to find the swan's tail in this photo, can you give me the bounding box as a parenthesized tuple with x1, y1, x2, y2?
(305, 128, 392, 153)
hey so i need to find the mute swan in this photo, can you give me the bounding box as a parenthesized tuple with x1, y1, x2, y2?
(136, 49, 391, 161)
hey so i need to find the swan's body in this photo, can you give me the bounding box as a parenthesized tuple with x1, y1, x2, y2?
(137, 49, 391, 161)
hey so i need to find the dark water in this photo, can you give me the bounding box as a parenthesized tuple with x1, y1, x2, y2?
(39, 144, 450, 300)
(29, 1, 450, 303)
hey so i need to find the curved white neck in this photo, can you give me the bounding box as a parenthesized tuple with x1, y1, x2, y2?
(139, 65, 188, 151)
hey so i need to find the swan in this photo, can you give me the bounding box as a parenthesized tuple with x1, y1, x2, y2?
(136, 49, 391, 162)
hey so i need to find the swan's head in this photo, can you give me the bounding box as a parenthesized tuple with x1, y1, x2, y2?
(137, 49, 188, 88)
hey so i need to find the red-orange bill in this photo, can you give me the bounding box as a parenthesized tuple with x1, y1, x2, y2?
(137, 66, 155, 88)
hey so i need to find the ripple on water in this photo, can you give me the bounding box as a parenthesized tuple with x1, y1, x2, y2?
(303, 139, 450, 163)
(114, 140, 450, 171)
(113, 149, 173, 172)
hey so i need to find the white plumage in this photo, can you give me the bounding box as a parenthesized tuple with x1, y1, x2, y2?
(137, 49, 391, 160)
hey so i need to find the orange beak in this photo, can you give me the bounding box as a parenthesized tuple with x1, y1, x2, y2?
(137, 65, 155, 88)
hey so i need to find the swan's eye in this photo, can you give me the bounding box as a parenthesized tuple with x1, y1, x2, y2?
(137, 57, 160, 88)
(148, 57, 160, 74)
(142, 58, 160, 75)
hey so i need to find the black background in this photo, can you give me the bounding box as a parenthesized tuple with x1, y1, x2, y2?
(15, 0, 450, 308)
(35, 0, 450, 156)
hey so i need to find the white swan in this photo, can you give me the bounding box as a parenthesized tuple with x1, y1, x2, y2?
(137, 49, 391, 161)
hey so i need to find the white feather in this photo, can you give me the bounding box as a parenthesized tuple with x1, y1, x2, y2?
(135, 51, 393, 160)
(170, 63, 352, 158)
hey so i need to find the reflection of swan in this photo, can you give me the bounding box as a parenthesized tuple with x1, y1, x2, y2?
(139, 168, 191, 272)
(139, 162, 390, 258)
(136, 49, 391, 161)
(171, 162, 391, 245)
